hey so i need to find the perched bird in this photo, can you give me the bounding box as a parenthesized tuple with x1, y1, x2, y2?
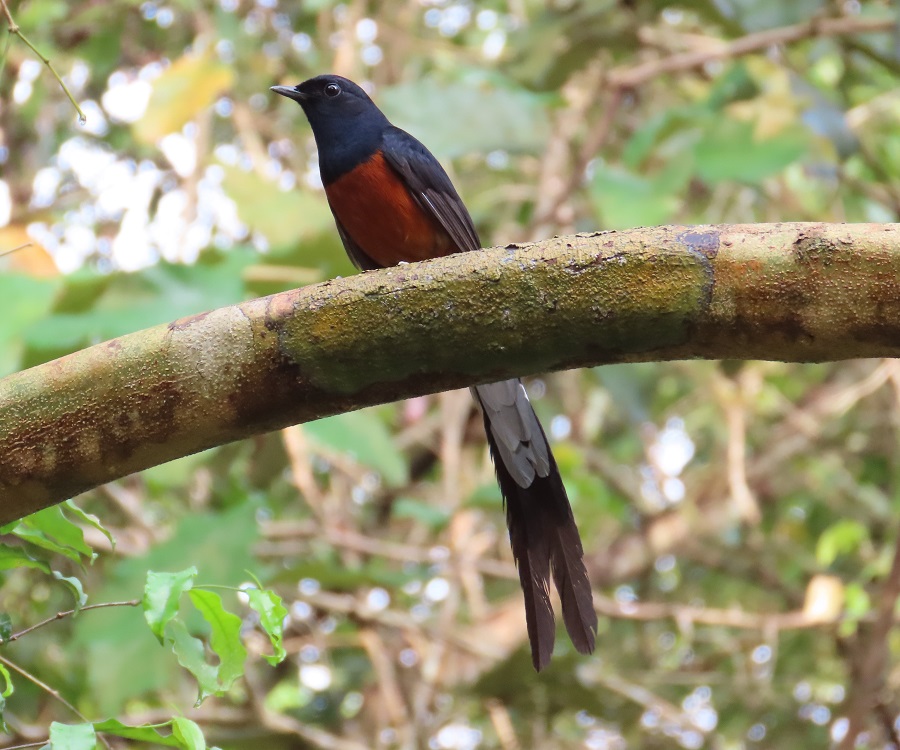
(272, 74, 597, 670)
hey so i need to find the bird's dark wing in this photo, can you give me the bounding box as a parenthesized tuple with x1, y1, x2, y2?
(381, 127, 481, 254)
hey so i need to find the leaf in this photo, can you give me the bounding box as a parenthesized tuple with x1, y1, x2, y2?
(134, 52, 234, 143)
(380, 78, 551, 159)
(221, 166, 333, 250)
(0, 660, 11, 733)
(92, 718, 181, 747)
(64, 500, 115, 550)
(0, 613, 11, 642)
(591, 152, 693, 230)
(14, 506, 95, 564)
(143, 567, 197, 644)
(172, 717, 207, 750)
(53, 571, 88, 610)
(0, 660, 12, 696)
(165, 619, 220, 704)
(0, 272, 59, 375)
(306, 409, 407, 486)
(245, 587, 288, 665)
(816, 519, 868, 567)
(694, 120, 807, 185)
(188, 589, 246, 691)
(26, 254, 254, 358)
(0, 545, 51, 574)
(393, 497, 451, 530)
(49, 722, 96, 750)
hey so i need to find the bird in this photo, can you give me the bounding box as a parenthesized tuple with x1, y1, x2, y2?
(272, 74, 597, 670)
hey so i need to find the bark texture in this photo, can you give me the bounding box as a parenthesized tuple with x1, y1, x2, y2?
(2, 222, 900, 524)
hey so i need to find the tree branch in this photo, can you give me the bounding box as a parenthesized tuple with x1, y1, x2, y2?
(2, 223, 900, 524)
(608, 15, 896, 90)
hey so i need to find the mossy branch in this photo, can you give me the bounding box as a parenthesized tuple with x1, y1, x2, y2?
(2, 222, 900, 524)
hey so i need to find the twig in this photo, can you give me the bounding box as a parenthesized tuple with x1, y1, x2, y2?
(0, 0, 85, 122)
(714, 370, 761, 524)
(1, 600, 140, 645)
(0, 243, 31, 259)
(593, 595, 829, 631)
(0, 655, 112, 750)
(296, 588, 504, 660)
(608, 16, 896, 90)
(525, 70, 623, 239)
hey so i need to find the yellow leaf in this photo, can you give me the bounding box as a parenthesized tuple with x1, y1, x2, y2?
(134, 52, 234, 144)
(0, 226, 57, 277)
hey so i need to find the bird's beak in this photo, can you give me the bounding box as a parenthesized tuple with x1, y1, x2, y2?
(271, 85, 307, 103)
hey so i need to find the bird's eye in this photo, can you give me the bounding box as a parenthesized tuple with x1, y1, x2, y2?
(324, 83, 341, 98)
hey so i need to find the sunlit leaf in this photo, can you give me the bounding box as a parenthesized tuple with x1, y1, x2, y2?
(0, 660, 12, 696)
(245, 587, 288, 665)
(53, 571, 88, 610)
(15, 505, 95, 564)
(188, 589, 246, 691)
(92, 718, 181, 747)
(380, 78, 550, 159)
(221, 166, 333, 250)
(143, 567, 197, 644)
(48, 721, 96, 750)
(64, 500, 115, 550)
(165, 619, 219, 704)
(591, 151, 693, 230)
(694, 120, 807, 184)
(134, 52, 234, 144)
(393, 497, 451, 530)
(172, 716, 207, 750)
(306, 409, 407, 486)
(0, 545, 51, 574)
(816, 519, 868, 567)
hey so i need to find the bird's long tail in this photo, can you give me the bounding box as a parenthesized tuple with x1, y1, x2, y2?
(473, 380, 597, 670)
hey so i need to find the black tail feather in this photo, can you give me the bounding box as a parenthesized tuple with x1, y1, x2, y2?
(479, 401, 597, 670)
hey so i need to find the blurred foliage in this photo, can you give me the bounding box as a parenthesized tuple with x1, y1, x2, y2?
(2, 0, 900, 748)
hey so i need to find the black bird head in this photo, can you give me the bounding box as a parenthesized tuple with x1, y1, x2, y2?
(272, 74, 390, 176)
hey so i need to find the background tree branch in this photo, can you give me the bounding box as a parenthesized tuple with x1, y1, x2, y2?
(2, 221, 900, 524)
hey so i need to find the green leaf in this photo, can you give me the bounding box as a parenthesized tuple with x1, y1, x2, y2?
(0, 613, 11, 642)
(188, 589, 246, 691)
(49, 721, 96, 750)
(172, 717, 207, 750)
(0, 273, 59, 376)
(393, 497, 451, 530)
(165, 619, 219, 704)
(591, 152, 693, 230)
(221, 166, 333, 250)
(64, 500, 115, 550)
(817, 519, 868, 567)
(53, 571, 88, 610)
(694, 120, 807, 184)
(380, 78, 551, 159)
(245, 588, 288, 665)
(0, 544, 51, 574)
(14, 506, 96, 564)
(143, 567, 197, 644)
(92, 718, 181, 747)
(0, 660, 13, 696)
(306, 409, 407, 486)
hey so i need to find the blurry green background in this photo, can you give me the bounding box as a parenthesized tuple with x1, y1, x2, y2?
(2, 0, 900, 748)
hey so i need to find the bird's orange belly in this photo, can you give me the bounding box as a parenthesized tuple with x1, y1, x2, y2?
(324, 151, 453, 268)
